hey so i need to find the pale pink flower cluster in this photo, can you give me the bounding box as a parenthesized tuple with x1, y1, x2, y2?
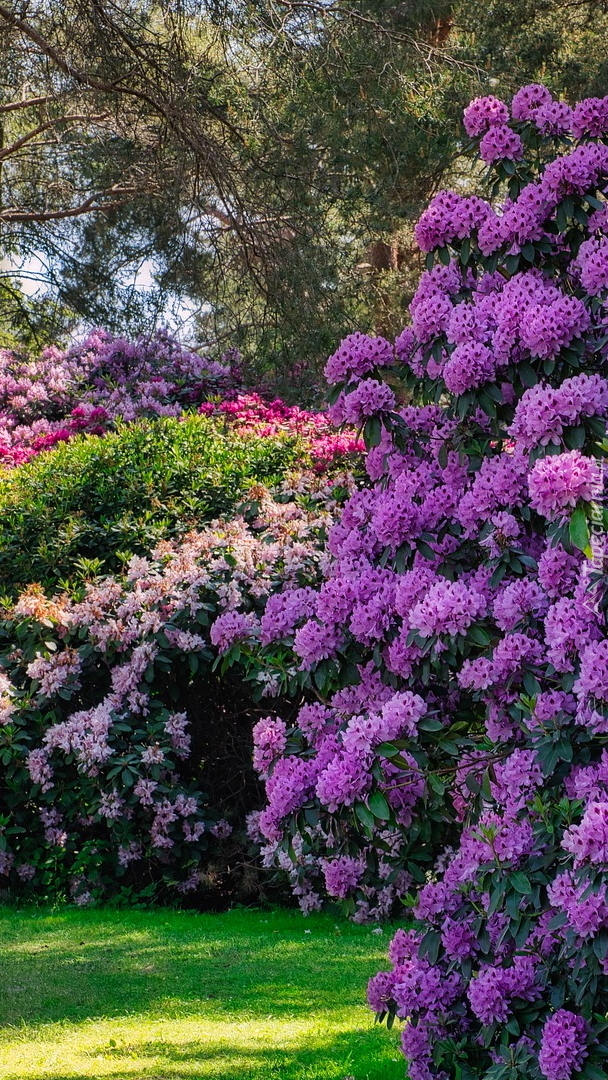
(27, 648, 82, 698)
(0, 672, 15, 725)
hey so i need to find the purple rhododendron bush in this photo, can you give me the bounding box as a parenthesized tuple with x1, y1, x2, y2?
(239, 86, 608, 1079)
(0, 475, 354, 904)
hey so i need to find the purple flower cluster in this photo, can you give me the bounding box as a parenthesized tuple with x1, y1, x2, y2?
(528, 450, 602, 519)
(479, 125, 524, 164)
(539, 1011, 589, 1080)
(575, 236, 608, 294)
(417, 100, 608, 262)
(209, 610, 257, 652)
(467, 956, 541, 1025)
(463, 95, 510, 136)
(472, 84, 608, 144)
(535, 100, 573, 136)
(509, 374, 608, 449)
(252, 716, 288, 778)
(542, 143, 608, 199)
(571, 97, 608, 139)
(547, 871, 608, 937)
(259, 756, 318, 840)
(322, 855, 364, 898)
(443, 342, 495, 394)
(330, 379, 397, 426)
(414, 192, 491, 252)
(520, 296, 589, 360)
(562, 802, 608, 866)
(511, 84, 553, 120)
(324, 332, 395, 385)
(404, 264, 596, 398)
(511, 83, 576, 135)
(409, 580, 486, 638)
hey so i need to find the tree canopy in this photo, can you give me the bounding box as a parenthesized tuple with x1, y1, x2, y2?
(1, 0, 607, 388)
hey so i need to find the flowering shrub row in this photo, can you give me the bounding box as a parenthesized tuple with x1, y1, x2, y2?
(0, 330, 363, 900)
(0, 330, 362, 472)
(200, 393, 364, 472)
(237, 86, 608, 1080)
(0, 328, 236, 468)
(0, 476, 352, 903)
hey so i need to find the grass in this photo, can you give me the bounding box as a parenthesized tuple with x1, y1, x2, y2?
(0, 904, 403, 1080)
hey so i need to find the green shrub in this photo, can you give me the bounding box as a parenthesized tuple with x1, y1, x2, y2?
(0, 415, 300, 594)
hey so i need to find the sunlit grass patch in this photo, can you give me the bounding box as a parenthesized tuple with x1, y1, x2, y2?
(0, 905, 403, 1080)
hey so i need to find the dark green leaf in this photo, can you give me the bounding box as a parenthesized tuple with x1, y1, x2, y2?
(418, 718, 444, 732)
(368, 791, 391, 821)
(522, 671, 541, 697)
(564, 425, 586, 450)
(581, 1066, 608, 1080)
(375, 742, 400, 758)
(519, 362, 538, 388)
(364, 416, 382, 448)
(355, 802, 375, 829)
(509, 871, 532, 895)
(417, 540, 436, 561)
(570, 502, 590, 553)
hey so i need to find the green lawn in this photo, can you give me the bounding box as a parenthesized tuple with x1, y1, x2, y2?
(0, 905, 403, 1080)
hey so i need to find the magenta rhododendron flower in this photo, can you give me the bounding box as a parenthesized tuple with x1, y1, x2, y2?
(322, 855, 365, 898)
(575, 236, 608, 294)
(479, 124, 524, 164)
(562, 802, 608, 866)
(511, 83, 554, 120)
(414, 192, 491, 253)
(0, 336, 363, 472)
(331, 379, 396, 426)
(442, 341, 496, 394)
(509, 373, 608, 449)
(209, 610, 257, 652)
(463, 94, 510, 136)
(467, 956, 541, 1025)
(324, 332, 395, 384)
(252, 716, 288, 777)
(570, 96, 608, 138)
(535, 99, 573, 135)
